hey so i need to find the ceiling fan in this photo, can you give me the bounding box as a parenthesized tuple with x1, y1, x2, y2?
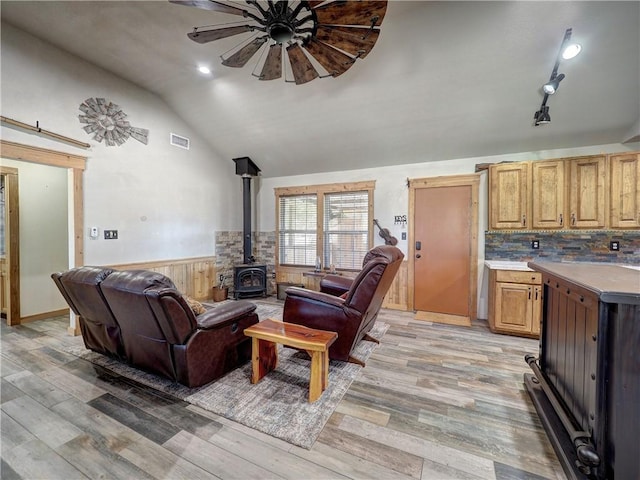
(169, 0, 387, 84)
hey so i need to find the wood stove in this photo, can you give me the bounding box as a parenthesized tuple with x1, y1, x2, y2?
(232, 157, 267, 299)
(233, 264, 267, 299)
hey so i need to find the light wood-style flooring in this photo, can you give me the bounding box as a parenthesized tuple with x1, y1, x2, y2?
(1, 299, 565, 479)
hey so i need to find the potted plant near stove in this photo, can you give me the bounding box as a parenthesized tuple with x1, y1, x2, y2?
(212, 274, 229, 302)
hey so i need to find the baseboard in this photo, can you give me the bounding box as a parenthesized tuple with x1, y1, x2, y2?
(20, 308, 69, 324)
(414, 310, 471, 326)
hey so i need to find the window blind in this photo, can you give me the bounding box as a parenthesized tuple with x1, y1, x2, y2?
(279, 194, 317, 266)
(324, 191, 369, 269)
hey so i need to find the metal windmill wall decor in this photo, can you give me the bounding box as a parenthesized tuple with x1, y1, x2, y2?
(78, 97, 149, 146)
(170, 0, 388, 84)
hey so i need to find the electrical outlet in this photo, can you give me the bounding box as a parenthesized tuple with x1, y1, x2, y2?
(401, 232, 407, 240)
(610, 241, 620, 251)
(531, 240, 540, 249)
(104, 230, 118, 240)
(89, 227, 99, 239)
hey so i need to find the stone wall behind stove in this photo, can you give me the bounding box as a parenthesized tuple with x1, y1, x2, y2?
(215, 231, 276, 295)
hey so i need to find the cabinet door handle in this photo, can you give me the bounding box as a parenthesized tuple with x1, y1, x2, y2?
(571, 212, 576, 225)
(559, 213, 563, 226)
(522, 214, 526, 226)
(535, 288, 539, 300)
(528, 287, 531, 299)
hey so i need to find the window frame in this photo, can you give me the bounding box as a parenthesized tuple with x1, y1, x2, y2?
(275, 180, 375, 271)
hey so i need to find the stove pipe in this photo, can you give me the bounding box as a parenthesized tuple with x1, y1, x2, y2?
(233, 157, 261, 264)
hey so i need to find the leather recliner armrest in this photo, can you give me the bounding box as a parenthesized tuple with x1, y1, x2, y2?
(197, 300, 257, 330)
(319, 275, 353, 297)
(284, 286, 347, 309)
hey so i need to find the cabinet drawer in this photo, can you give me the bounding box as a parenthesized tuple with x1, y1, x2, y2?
(495, 270, 541, 284)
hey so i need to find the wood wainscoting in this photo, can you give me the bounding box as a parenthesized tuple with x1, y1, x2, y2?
(276, 261, 408, 311)
(109, 257, 216, 301)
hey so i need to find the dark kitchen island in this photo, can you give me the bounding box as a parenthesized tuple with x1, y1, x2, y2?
(523, 262, 639, 480)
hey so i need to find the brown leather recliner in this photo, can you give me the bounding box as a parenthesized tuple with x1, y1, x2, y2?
(99, 269, 259, 387)
(283, 245, 404, 364)
(52, 266, 124, 359)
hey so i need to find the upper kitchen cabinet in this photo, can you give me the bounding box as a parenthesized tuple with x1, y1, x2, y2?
(531, 160, 565, 229)
(609, 153, 640, 228)
(489, 162, 529, 229)
(567, 155, 607, 228)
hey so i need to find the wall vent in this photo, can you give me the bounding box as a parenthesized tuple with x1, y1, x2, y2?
(170, 133, 190, 150)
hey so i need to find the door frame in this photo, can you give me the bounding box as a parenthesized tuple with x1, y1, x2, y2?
(408, 174, 480, 320)
(0, 166, 19, 324)
(0, 140, 86, 333)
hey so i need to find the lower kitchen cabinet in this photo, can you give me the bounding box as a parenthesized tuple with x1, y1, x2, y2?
(488, 269, 542, 338)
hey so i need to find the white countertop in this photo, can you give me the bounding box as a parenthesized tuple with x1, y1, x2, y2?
(484, 260, 534, 271)
(485, 260, 640, 272)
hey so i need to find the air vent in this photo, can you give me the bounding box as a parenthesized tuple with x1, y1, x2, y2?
(170, 133, 190, 150)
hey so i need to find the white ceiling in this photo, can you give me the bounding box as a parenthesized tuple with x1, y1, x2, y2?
(1, 1, 639, 178)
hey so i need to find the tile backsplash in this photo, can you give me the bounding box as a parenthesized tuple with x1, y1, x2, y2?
(485, 231, 640, 265)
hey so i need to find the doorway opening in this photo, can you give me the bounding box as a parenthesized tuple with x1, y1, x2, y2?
(0, 140, 85, 332)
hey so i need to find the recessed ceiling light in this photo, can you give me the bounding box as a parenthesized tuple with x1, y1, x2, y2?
(198, 66, 211, 74)
(562, 43, 582, 60)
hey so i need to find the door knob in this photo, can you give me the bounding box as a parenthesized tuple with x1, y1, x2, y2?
(416, 254, 421, 259)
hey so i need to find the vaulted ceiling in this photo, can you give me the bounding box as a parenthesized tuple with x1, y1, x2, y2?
(2, 1, 639, 177)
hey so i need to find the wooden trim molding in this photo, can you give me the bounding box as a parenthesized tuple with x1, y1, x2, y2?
(1, 140, 87, 170)
(0, 166, 20, 324)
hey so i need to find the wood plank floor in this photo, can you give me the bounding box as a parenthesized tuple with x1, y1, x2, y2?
(1, 300, 565, 479)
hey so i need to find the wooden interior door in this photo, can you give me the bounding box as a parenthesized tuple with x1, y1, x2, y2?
(413, 184, 472, 321)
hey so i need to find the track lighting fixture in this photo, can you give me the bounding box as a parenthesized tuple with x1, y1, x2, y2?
(533, 28, 581, 126)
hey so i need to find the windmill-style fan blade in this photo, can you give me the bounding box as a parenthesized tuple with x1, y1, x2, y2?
(169, 0, 246, 16)
(313, 1, 387, 27)
(315, 25, 380, 58)
(303, 38, 355, 77)
(260, 44, 282, 80)
(188, 25, 253, 44)
(286, 43, 320, 85)
(222, 37, 268, 67)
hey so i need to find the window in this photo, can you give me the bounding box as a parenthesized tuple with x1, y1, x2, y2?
(278, 194, 317, 266)
(324, 191, 369, 269)
(276, 181, 374, 270)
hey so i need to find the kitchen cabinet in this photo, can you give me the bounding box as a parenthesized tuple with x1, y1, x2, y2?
(489, 162, 529, 229)
(567, 155, 607, 228)
(488, 268, 542, 338)
(609, 152, 640, 228)
(531, 160, 565, 229)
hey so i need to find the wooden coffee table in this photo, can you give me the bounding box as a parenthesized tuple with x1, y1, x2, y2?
(243, 319, 338, 403)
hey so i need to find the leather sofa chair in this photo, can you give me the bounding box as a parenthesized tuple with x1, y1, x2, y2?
(52, 266, 124, 359)
(53, 267, 259, 387)
(283, 245, 404, 364)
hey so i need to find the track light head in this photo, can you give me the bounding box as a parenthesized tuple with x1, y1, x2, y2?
(562, 43, 582, 60)
(534, 106, 551, 126)
(543, 73, 565, 95)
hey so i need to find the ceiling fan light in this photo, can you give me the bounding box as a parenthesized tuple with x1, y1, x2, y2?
(268, 22, 294, 44)
(542, 73, 565, 95)
(562, 43, 582, 60)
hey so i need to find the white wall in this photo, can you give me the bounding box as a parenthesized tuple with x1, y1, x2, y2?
(1, 22, 244, 317)
(257, 143, 636, 319)
(0, 159, 68, 317)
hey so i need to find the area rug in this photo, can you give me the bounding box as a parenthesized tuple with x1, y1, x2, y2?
(64, 309, 387, 449)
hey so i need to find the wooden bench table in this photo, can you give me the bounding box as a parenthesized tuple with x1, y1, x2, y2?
(243, 319, 338, 403)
